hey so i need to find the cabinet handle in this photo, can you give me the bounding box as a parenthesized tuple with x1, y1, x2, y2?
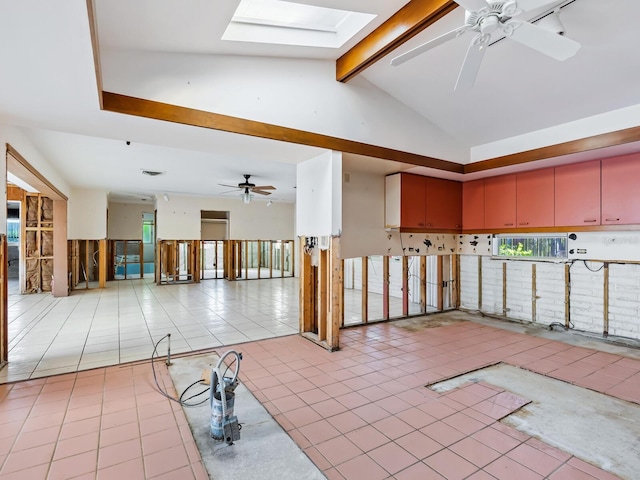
(583, 219, 598, 223)
(518, 222, 529, 226)
(605, 218, 620, 222)
(504, 223, 514, 226)
(426, 223, 432, 227)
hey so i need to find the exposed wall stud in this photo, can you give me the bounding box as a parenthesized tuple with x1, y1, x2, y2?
(437, 255, 444, 311)
(361, 257, 368, 323)
(502, 262, 507, 317)
(402, 255, 409, 316)
(532, 263, 537, 323)
(420, 256, 427, 313)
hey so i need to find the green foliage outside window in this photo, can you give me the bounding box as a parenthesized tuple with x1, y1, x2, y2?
(495, 235, 567, 259)
(499, 242, 533, 257)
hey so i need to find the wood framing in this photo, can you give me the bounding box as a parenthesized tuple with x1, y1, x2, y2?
(502, 262, 507, 317)
(23, 194, 54, 293)
(420, 256, 427, 313)
(328, 237, 342, 350)
(382, 256, 390, 320)
(99, 239, 107, 287)
(336, 0, 457, 82)
(452, 254, 460, 309)
(257, 241, 261, 279)
(299, 238, 314, 333)
(532, 263, 537, 323)
(318, 248, 329, 342)
(402, 256, 409, 316)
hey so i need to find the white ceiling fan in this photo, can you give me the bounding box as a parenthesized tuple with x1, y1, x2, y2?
(391, 0, 581, 91)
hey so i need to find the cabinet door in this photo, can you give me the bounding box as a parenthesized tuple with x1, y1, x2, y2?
(516, 168, 554, 227)
(555, 160, 601, 226)
(400, 174, 426, 228)
(462, 179, 484, 230)
(484, 175, 516, 229)
(425, 178, 462, 230)
(602, 153, 640, 225)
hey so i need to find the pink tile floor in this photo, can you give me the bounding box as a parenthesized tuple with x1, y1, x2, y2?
(1, 316, 639, 479)
(242, 320, 638, 479)
(0, 363, 207, 479)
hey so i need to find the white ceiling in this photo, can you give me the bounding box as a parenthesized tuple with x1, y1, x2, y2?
(1, 0, 639, 204)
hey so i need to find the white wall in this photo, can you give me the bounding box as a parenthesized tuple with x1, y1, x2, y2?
(157, 194, 294, 240)
(68, 188, 108, 239)
(101, 50, 468, 163)
(0, 126, 72, 235)
(296, 151, 342, 237)
(108, 202, 153, 240)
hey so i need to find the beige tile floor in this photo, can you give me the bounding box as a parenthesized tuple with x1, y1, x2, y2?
(4, 277, 426, 383)
(4, 278, 301, 383)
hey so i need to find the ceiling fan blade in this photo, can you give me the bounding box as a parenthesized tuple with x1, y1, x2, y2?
(504, 19, 580, 61)
(454, 34, 489, 91)
(252, 190, 272, 196)
(218, 184, 239, 188)
(219, 189, 240, 195)
(252, 185, 275, 190)
(391, 26, 469, 66)
(455, 0, 490, 12)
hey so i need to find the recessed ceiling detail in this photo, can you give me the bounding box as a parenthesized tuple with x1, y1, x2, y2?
(222, 0, 376, 48)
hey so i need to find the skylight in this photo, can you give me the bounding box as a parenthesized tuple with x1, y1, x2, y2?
(222, 0, 376, 49)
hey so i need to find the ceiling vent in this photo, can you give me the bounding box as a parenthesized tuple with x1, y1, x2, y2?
(141, 169, 165, 176)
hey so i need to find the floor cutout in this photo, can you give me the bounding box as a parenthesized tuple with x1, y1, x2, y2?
(167, 351, 324, 480)
(431, 363, 640, 480)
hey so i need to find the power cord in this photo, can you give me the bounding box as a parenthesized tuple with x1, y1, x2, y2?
(150, 334, 210, 407)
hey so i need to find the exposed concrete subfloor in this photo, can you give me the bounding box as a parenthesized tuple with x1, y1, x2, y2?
(167, 351, 324, 480)
(432, 363, 640, 480)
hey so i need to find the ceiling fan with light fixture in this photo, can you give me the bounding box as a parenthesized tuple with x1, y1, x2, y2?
(391, 0, 581, 91)
(218, 174, 276, 203)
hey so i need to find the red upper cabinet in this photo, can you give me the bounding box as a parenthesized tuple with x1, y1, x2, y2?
(601, 153, 640, 225)
(462, 179, 484, 230)
(385, 173, 425, 229)
(425, 177, 462, 230)
(484, 175, 516, 229)
(516, 168, 554, 227)
(554, 160, 601, 226)
(400, 174, 426, 228)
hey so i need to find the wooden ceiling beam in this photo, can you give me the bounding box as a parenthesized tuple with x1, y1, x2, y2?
(336, 0, 457, 83)
(464, 126, 640, 174)
(101, 91, 464, 173)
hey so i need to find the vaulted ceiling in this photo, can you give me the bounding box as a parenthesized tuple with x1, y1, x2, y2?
(1, 0, 639, 203)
